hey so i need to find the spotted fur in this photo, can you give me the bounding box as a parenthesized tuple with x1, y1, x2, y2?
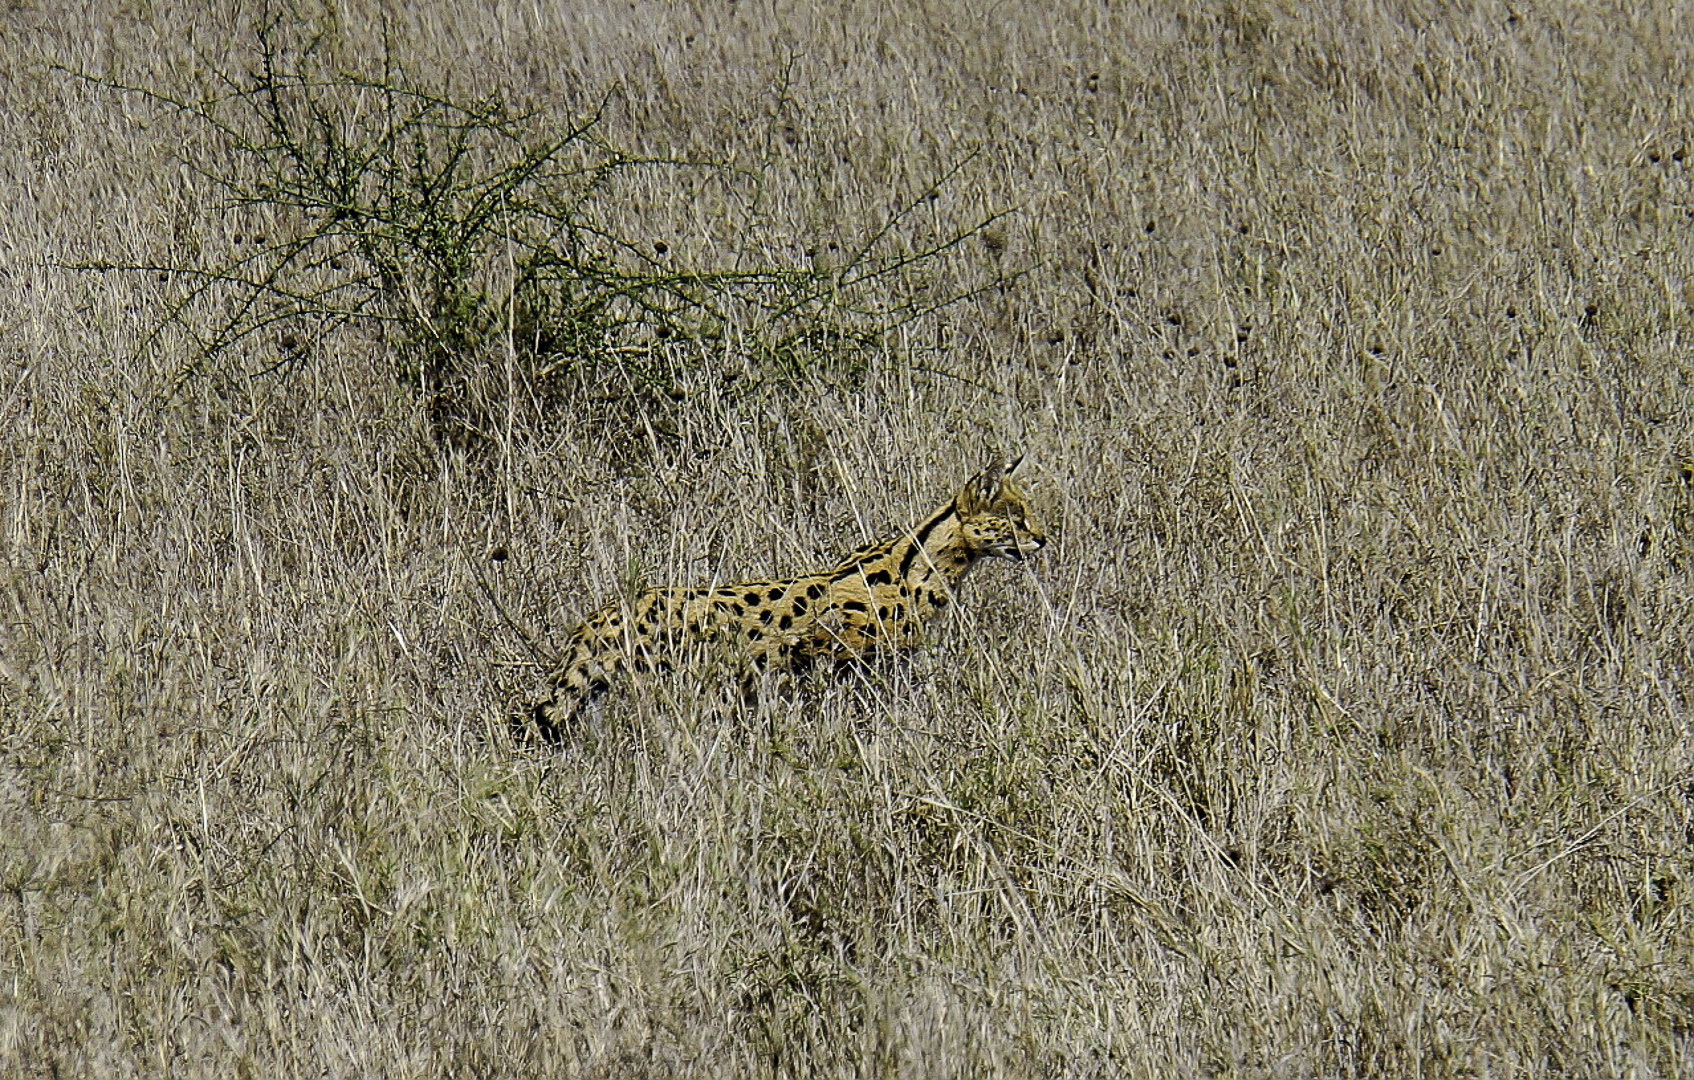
(527, 455, 1045, 735)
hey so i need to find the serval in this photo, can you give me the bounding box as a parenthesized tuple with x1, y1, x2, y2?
(526, 454, 1045, 736)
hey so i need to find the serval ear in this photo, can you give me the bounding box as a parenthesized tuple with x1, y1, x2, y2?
(961, 454, 1008, 511)
(1005, 453, 1025, 476)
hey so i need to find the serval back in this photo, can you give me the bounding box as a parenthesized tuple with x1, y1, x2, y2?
(527, 454, 1046, 736)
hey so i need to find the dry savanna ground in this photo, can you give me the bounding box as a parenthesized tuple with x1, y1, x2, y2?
(3, 1, 1693, 1076)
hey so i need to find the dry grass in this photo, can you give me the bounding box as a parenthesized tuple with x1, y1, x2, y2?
(4, 1, 1694, 1076)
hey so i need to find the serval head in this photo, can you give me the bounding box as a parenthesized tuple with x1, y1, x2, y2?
(954, 454, 1047, 563)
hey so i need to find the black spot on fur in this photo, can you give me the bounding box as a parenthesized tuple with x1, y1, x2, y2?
(744, 590, 763, 605)
(842, 600, 868, 613)
(767, 586, 785, 602)
(807, 583, 826, 600)
(778, 614, 793, 630)
(864, 568, 893, 586)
